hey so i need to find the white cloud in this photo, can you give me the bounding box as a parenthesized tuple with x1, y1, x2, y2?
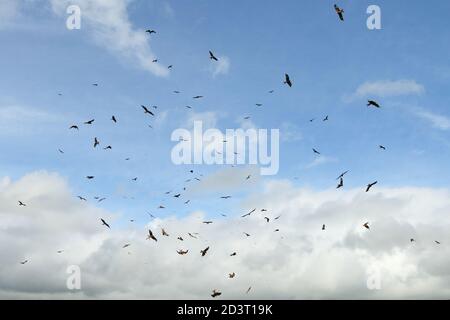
(415, 110, 450, 130)
(210, 56, 230, 78)
(1, 172, 450, 299)
(0, 0, 19, 29)
(346, 80, 425, 101)
(306, 155, 337, 169)
(50, 0, 169, 77)
(280, 122, 302, 142)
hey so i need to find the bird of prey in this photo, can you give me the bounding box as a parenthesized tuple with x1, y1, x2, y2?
(323, 115, 329, 121)
(312, 148, 321, 155)
(58, 149, 64, 154)
(84, 119, 95, 125)
(367, 100, 381, 108)
(123, 244, 131, 249)
(366, 181, 378, 192)
(255, 103, 263, 107)
(103, 146, 112, 150)
(242, 208, 256, 218)
(100, 218, 110, 228)
(229, 272, 235, 278)
(334, 4, 344, 21)
(322, 224, 326, 230)
(111, 116, 117, 123)
(336, 177, 344, 189)
(141, 105, 155, 116)
(193, 95, 203, 99)
(379, 145, 386, 150)
(221, 196, 231, 199)
(147, 229, 158, 241)
(162, 228, 169, 236)
(200, 246, 210, 257)
(209, 51, 218, 61)
(363, 222, 370, 230)
(211, 289, 221, 298)
(243, 232, 251, 237)
(435, 241, 441, 244)
(94, 137, 99, 148)
(77, 196, 87, 201)
(230, 252, 237, 256)
(336, 171, 349, 180)
(86, 176, 94, 179)
(18, 201, 26, 206)
(69, 125, 79, 130)
(177, 249, 189, 255)
(203, 221, 213, 224)
(145, 29, 156, 34)
(264, 217, 270, 223)
(20, 260, 28, 265)
(284, 73, 292, 87)
(174, 193, 181, 198)
(177, 237, 184, 241)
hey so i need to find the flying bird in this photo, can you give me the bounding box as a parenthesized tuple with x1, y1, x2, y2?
(20, 260, 28, 265)
(193, 95, 203, 99)
(177, 237, 184, 241)
(334, 4, 344, 21)
(211, 289, 221, 298)
(363, 222, 370, 230)
(367, 100, 381, 108)
(177, 249, 189, 255)
(312, 148, 321, 155)
(242, 208, 256, 218)
(336, 171, 349, 180)
(323, 115, 329, 121)
(103, 146, 112, 150)
(246, 286, 252, 294)
(435, 241, 441, 245)
(229, 272, 235, 278)
(84, 119, 95, 125)
(264, 217, 270, 223)
(145, 29, 156, 34)
(284, 74, 292, 87)
(141, 105, 155, 116)
(200, 246, 210, 257)
(94, 137, 99, 148)
(379, 145, 386, 150)
(18, 201, 26, 206)
(100, 218, 110, 229)
(77, 196, 87, 201)
(162, 228, 169, 236)
(69, 125, 79, 130)
(322, 224, 326, 230)
(336, 177, 344, 189)
(366, 181, 378, 192)
(230, 252, 237, 256)
(147, 229, 158, 242)
(122, 244, 131, 249)
(86, 176, 95, 179)
(221, 196, 231, 199)
(203, 221, 213, 224)
(243, 232, 251, 237)
(111, 116, 117, 123)
(209, 50, 218, 61)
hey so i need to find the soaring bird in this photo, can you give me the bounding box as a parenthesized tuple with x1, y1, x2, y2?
(363, 222, 370, 230)
(77, 196, 87, 201)
(69, 125, 79, 130)
(100, 218, 110, 228)
(367, 100, 381, 108)
(193, 95, 203, 99)
(86, 176, 95, 180)
(84, 119, 94, 125)
(123, 244, 131, 249)
(255, 103, 263, 107)
(173, 193, 181, 198)
(312, 148, 321, 155)
(336, 171, 349, 180)
(435, 240, 441, 245)
(147, 229, 158, 241)
(145, 29, 156, 34)
(103, 146, 112, 150)
(188, 233, 197, 239)
(379, 145, 386, 150)
(177, 237, 184, 241)
(94, 137, 100, 148)
(230, 252, 237, 256)
(246, 286, 252, 294)
(229, 272, 235, 278)
(242, 208, 256, 218)
(211, 289, 221, 298)
(111, 116, 117, 123)
(162, 228, 169, 236)
(200, 246, 210, 257)
(322, 224, 326, 230)
(203, 221, 213, 224)
(264, 217, 270, 223)
(20, 260, 28, 265)
(141, 105, 155, 116)
(18, 201, 26, 206)
(337, 177, 344, 189)
(243, 232, 251, 237)
(177, 249, 189, 255)
(284, 73, 292, 87)
(334, 4, 344, 21)
(209, 50, 218, 61)
(221, 196, 231, 199)
(366, 181, 378, 192)
(323, 115, 329, 121)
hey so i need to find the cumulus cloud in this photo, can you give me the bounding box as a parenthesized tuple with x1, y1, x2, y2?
(346, 80, 425, 101)
(1, 172, 450, 299)
(414, 109, 450, 130)
(50, 0, 169, 77)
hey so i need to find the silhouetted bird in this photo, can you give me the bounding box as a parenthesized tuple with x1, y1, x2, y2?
(100, 218, 110, 229)
(367, 100, 381, 108)
(209, 50, 218, 61)
(334, 4, 344, 21)
(284, 73, 292, 87)
(366, 181, 378, 192)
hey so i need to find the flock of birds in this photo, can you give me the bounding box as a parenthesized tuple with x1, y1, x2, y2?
(14, 4, 443, 298)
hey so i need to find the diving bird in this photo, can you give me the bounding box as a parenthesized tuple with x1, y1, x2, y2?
(100, 218, 110, 229)
(284, 73, 292, 87)
(147, 229, 158, 242)
(211, 289, 221, 298)
(141, 105, 155, 116)
(200, 246, 210, 257)
(334, 4, 344, 21)
(366, 181, 378, 192)
(367, 100, 381, 108)
(209, 50, 218, 61)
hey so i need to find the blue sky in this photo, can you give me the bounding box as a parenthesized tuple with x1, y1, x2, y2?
(1, 0, 450, 223)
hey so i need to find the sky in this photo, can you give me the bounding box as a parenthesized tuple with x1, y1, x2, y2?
(0, 0, 450, 299)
